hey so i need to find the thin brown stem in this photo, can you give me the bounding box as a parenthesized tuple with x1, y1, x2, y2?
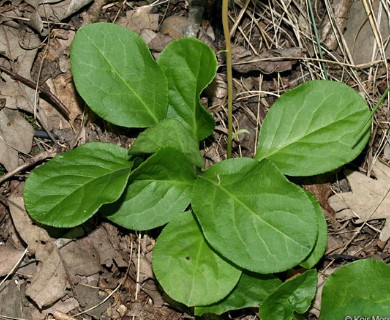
(222, 0, 233, 159)
(0, 65, 70, 120)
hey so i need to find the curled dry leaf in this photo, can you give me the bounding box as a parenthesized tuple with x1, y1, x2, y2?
(328, 161, 390, 241)
(231, 46, 305, 74)
(25, 0, 93, 35)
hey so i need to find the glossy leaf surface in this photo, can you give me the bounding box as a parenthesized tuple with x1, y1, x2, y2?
(128, 118, 204, 167)
(153, 212, 241, 306)
(157, 38, 216, 141)
(71, 22, 168, 128)
(102, 147, 196, 230)
(260, 269, 317, 320)
(299, 191, 327, 269)
(192, 158, 318, 273)
(195, 271, 282, 316)
(320, 259, 390, 319)
(24, 143, 132, 227)
(255, 80, 370, 176)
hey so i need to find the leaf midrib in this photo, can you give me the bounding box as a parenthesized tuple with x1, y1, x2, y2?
(258, 109, 364, 160)
(42, 164, 132, 215)
(200, 175, 310, 250)
(85, 32, 159, 122)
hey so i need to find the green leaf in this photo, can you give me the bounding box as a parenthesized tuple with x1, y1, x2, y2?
(195, 271, 282, 316)
(128, 118, 204, 168)
(260, 269, 317, 320)
(102, 147, 196, 230)
(157, 38, 216, 141)
(24, 142, 132, 228)
(299, 191, 327, 269)
(255, 80, 370, 176)
(320, 259, 390, 319)
(192, 158, 318, 274)
(71, 22, 168, 128)
(153, 211, 241, 307)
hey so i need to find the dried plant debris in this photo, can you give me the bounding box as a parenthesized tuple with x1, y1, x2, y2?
(0, 194, 131, 319)
(23, 0, 93, 36)
(344, 0, 390, 64)
(0, 108, 34, 170)
(319, 0, 353, 51)
(8, 195, 70, 309)
(231, 45, 305, 74)
(329, 161, 390, 241)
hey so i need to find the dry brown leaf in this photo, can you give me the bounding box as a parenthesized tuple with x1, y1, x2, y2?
(1, 24, 51, 130)
(8, 195, 70, 308)
(25, 248, 70, 309)
(74, 283, 110, 318)
(51, 310, 78, 320)
(0, 280, 33, 320)
(160, 15, 189, 39)
(0, 108, 34, 170)
(231, 46, 305, 74)
(344, 1, 390, 64)
(118, 6, 160, 35)
(59, 238, 101, 282)
(319, 0, 352, 50)
(89, 225, 127, 268)
(25, 0, 93, 34)
(32, 298, 79, 320)
(0, 245, 25, 277)
(0, 25, 42, 113)
(328, 161, 390, 241)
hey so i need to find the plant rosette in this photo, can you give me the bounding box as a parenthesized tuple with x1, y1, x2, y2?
(24, 22, 390, 318)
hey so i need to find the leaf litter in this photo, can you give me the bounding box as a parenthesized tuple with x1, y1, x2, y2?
(0, 0, 389, 319)
(329, 161, 390, 242)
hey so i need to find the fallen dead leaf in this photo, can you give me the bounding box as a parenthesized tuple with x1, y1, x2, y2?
(344, 0, 390, 64)
(0, 23, 52, 132)
(117, 6, 159, 35)
(0, 244, 25, 277)
(8, 195, 70, 309)
(0, 108, 34, 170)
(74, 282, 110, 318)
(320, 0, 352, 51)
(26, 0, 93, 35)
(89, 225, 127, 269)
(0, 280, 33, 320)
(329, 161, 390, 241)
(231, 46, 305, 74)
(159, 15, 189, 39)
(60, 238, 101, 282)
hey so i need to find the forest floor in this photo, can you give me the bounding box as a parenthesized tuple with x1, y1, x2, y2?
(0, 0, 389, 319)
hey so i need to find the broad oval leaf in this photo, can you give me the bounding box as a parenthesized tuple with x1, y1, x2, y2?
(255, 80, 370, 176)
(71, 22, 168, 128)
(153, 211, 241, 307)
(192, 158, 318, 273)
(128, 118, 204, 168)
(320, 259, 390, 319)
(102, 147, 196, 230)
(24, 142, 132, 228)
(157, 38, 216, 141)
(299, 191, 327, 269)
(260, 269, 317, 320)
(195, 271, 282, 316)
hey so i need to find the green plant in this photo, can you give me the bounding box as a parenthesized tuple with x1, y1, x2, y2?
(23, 23, 390, 318)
